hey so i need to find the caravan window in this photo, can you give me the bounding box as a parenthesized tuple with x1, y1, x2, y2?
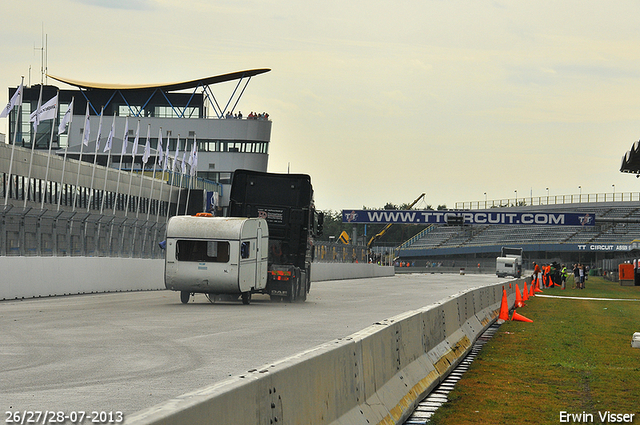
(241, 241, 250, 259)
(176, 240, 230, 263)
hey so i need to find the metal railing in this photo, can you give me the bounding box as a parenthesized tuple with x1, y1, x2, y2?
(455, 192, 640, 210)
(0, 207, 167, 258)
(314, 242, 368, 264)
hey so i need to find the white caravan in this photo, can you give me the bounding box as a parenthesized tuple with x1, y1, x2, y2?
(164, 215, 269, 304)
(496, 246, 523, 278)
(496, 256, 522, 278)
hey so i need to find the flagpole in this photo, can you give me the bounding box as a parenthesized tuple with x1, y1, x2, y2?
(100, 114, 115, 215)
(109, 116, 128, 255)
(165, 135, 179, 222)
(23, 85, 43, 209)
(125, 120, 140, 218)
(72, 102, 91, 212)
(87, 107, 104, 212)
(57, 97, 74, 211)
(183, 140, 191, 215)
(40, 90, 59, 210)
(147, 127, 161, 221)
(157, 131, 169, 223)
(124, 120, 140, 219)
(112, 116, 129, 216)
(4, 77, 24, 207)
(175, 138, 186, 217)
(131, 124, 150, 257)
(121, 120, 139, 257)
(185, 135, 196, 215)
(136, 124, 150, 217)
(142, 126, 162, 254)
(96, 113, 115, 255)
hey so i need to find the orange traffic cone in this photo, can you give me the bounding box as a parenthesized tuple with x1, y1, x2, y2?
(523, 281, 529, 301)
(498, 288, 509, 322)
(515, 283, 524, 308)
(535, 276, 543, 292)
(529, 280, 535, 297)
(511, 310, 533, 323)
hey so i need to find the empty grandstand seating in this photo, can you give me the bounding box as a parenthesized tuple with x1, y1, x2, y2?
(398, 202, 640, 259)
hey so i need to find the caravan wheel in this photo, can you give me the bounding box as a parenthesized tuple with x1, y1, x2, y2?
(180, 291, 191, 304)
(241, 292, 252, 305)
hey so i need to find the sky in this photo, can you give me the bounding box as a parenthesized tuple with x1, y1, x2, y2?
(2, 0, 640, 212)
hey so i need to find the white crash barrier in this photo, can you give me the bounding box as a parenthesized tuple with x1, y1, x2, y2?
(125, 279, 520, 425)
(0, 257, 165, 300)
(311, 262, 395, 281)
(0, 258, 391, 301)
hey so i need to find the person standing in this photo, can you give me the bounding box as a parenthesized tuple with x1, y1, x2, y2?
(579, 264, 585, 289)
(573, 264, 580, 289)
(561, 264, 568, 290)
(533, 262, 541, 289)
(544, 264, 552, 287)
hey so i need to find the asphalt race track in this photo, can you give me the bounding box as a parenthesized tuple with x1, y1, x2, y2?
(1, 273, 510, 417)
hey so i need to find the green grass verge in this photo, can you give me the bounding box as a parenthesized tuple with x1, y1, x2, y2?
(428, 277, 640, 425)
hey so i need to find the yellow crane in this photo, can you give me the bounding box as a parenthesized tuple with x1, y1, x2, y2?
(366, 193, 426, 252)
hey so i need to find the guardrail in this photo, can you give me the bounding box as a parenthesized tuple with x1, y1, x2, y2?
(0, 259, 393, 301)
(455, 192, 640, 210)
(125, 279, 519, 425)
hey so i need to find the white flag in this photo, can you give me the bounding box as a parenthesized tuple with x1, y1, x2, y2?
(142, 126, 151, 164)
(121, 117, 129, 155)
(181, 151, 187, 174)
(187, 144, 193, 168)
(58, 97, 74, 135)
(0, 82, 23, 118)
(157, 129, 164, 168)
(164, 139, 170, 171)
(104, 114, 115, 152)
(82, 103, 91, 146)
(133, 121, 140, 152)
(32, 88, 42, 132)
(173, 138, 180, 172)
(189, 138, 197, 176)
(190, 151, 198, 176)
(30, 93, 58, 124)
(94, 107, 104, 151)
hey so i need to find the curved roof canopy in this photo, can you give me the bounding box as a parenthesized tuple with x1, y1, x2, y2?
(46, 68, 270, 91)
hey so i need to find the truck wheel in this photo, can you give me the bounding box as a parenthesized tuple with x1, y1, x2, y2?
(286, 279, 296, 303)
(241, 292, 251, 305)
(180, 291, 190, 304)
(297, 278, 307, 302)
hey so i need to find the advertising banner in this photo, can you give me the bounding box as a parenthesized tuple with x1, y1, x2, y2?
(342, 210, 596, 226)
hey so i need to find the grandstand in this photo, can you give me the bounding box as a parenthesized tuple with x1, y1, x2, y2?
(396, 201, 640, 272)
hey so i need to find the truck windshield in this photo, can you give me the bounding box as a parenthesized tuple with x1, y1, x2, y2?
(176, 240, 230, 263)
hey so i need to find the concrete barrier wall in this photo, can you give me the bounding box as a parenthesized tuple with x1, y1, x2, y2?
(312, 262, 395, 281)
(125, 279, 521, 425)
(0, 257, 165, 300)
(0, 258, 393, 301)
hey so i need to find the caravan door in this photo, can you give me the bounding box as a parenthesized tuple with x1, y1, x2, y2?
(255, 226, 268, 290)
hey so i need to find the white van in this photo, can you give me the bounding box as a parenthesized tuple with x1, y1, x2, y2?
(164, 215, 269, 304)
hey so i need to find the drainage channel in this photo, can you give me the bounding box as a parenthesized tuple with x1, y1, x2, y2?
(403, 321, 502, 424)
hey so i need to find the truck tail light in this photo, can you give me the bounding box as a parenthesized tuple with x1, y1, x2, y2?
(270, 270, 292, 281)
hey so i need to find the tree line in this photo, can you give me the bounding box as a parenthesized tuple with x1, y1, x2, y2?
(318, 202, 448, 246)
